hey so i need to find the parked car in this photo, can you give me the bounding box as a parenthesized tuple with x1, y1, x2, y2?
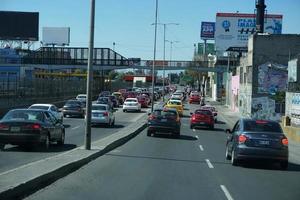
(99, 91, 111, 97)
(147, 107, 181, 137)
(165, 100, 184, 116)
(225, 119, 289, 169)
(189, 94, 201, 104)
(0, 109, 65, 150)
(108, 95, 119, 108)
(190, 109, 214, 129)
(201, 105, 218, 122)
(62, 100, 85, 118)
(28, 104, 63, 123)
(123, 98, 141, 112)
(96, 97, 113, 109)
(90, 104, 115, 126)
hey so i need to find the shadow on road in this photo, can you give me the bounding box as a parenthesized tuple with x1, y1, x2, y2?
(3, 144, 77, 153)
(193, 127, 225, 132)
(92, 124, 125, 129)
(239, 160, 300, 172)
(152, 134, 198, 141)
(216, 120, 226, 124)
(63, 124, 71, 128)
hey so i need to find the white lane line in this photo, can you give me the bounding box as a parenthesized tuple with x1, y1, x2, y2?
(71, 126, 80, 130)
(195, 135, 199, 139)
(193, 129, 196, 132)
(220, 185, 234, 200)
(205, 159, 214, 169)
(199, 145, 204, 151)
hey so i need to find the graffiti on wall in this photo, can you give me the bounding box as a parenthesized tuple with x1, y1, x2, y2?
(252, 96, 281, 121)
(258, 62, 288, 94)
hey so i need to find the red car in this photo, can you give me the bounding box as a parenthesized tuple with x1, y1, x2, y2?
(124, 92, 137, 99)
(189, 94, 201, 104)
(201, 105, 218, 122)
(137, 96, 148, 108)
(190, 109, 215, 129)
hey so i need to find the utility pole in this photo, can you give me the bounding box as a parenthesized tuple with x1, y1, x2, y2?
(85, 0, 95, 150)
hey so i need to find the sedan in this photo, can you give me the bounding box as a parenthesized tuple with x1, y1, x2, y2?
(189, 94, 201, 104)
(29, 104, 63, 123)
(190, 109, 214, 129)
(123, 98, 141, 112)
(0, 109, 65, 150)
(90, 104, 115, 126)
(225, 119, 289, 169)
(96, 97, 113, 110)
(62, 100, 85, 118)
(147, 108, 181, 137)
(165, 100, 184, 116)
(201, 105, 218, 122)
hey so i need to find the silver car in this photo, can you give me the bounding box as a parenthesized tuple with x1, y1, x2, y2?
(28, 104, 63, 123)
(90, 104, 115, 126)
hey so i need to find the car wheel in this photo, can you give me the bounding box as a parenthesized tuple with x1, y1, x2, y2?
(190, 124, 194, 129)
(210, 125, 214, 130)
(231, 149, 239, 166)
(63, 114, 67, 118)
(112, 119, 115, 126)
(147, 130, 152, 136)
(280, 161, 288, 170)
(57, 131, 65, 146)
(225, 145, 231, 160)
(123, 109, 126, 112)
(44, 134, 50, 150)
(0, 143, 5, 151)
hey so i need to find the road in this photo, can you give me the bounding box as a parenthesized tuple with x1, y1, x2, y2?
(25, 103, 300, 200)
(0, 106, 149, 174)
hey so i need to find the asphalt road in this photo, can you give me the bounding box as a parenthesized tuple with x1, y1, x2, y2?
(26, 102, 300, 200)
(0, 106, 149, 174)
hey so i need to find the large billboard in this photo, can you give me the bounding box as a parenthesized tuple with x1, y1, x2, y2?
(215, 13, 283, 53)
(0, 11, 39, 41)
(42, 27, 70, 46)
(201, 22, 215, 40)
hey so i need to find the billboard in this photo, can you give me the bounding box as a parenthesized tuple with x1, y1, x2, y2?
(0, 11, 39, 41)
(42, 27, 70, 46)
(198, 43, 215, 55)
(201, 22, 215, 40)
(215, 13, 283, 53)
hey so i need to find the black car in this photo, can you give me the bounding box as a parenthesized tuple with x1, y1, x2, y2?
(147, 108, 181, 137)
(225, 119, 289, 169)
(99, 91, 111, 97)
(0, 109, 65, 150)
(108, 95, 119, 108)
(62, 100, 85, 118)
(96, 97, 113, 109)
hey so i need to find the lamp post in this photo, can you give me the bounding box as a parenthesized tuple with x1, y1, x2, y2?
(165, 40, 179, 66)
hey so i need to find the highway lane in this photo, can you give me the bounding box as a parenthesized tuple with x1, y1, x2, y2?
(26, 102, 300, 200)
(0, 106, 149, 174)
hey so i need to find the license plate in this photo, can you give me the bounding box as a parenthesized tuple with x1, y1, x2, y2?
(10, 127, 20, 132)
(199, 122, 205, 124)
(93, 114, 102, 117)
(161, 119, 167, 122)
(259, 140, 270, 145)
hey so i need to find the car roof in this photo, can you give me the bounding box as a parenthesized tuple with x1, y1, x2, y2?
(92, 104, 108, 107)
(12, 108, 46, 112)
(30, 104, 53, 107)
(169, 99, 181, 102)
(77, 94, 86, 96)
(125, 98, 138, 100)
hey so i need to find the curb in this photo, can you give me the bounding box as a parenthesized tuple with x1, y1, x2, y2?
(0, 120, 147, 200)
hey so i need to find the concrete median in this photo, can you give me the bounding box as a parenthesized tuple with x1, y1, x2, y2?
(0, 116, 148, 199)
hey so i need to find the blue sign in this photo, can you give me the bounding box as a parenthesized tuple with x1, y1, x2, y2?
(222, 20, 231, 32)
(201, 22, 215, 40)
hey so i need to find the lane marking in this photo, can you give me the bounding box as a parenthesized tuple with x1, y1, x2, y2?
(220, 185, 234, 200)
(205, 159, 214, 169)
(195, 135, 199, 139)
(199, 145, 204, 151)
(71, 126, 80, 130)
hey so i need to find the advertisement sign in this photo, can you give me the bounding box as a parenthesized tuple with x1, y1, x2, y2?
(215, 13, 283, 53)
(42, 27, 70, 46)
(201, 22, 215, 40)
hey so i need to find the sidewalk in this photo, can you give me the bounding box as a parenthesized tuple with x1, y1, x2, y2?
(206, 97, 300, 165)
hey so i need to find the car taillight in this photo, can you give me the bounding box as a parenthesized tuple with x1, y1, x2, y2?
(238, 134, 247, 144)
(25, 124, 41, 130)
(192, 116, 196, 121)
(103, 112, 109, 116)
(149, 115, 156, 120)
(281, 138, 288, 146)
(0, 123, 9, 131)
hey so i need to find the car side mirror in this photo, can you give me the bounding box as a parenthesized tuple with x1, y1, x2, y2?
(225, 129, 232, 134)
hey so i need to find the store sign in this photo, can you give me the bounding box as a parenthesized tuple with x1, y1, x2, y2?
(201, 22, 215, 40)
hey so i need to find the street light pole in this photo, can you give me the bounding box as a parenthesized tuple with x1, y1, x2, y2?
(151, 0, 159, 113)
(85, 0, 95, 150)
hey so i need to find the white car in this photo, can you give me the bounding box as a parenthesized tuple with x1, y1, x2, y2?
(90, 104, 115, 126)
(28, 104, 63, 122)
(76, 94, 87, 104)
(123, 98, 141, 112)
(171, 93, 183, 100)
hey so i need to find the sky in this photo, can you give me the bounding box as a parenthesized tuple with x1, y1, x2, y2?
(2, 0, 300, 61)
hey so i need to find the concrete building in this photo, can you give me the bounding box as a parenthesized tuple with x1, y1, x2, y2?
(237, 34, 300, 120)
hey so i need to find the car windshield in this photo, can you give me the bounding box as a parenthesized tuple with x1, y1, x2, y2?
(126, 99, 137, 102)
(3, 110, 44, 121)
(244, 121, 283, 133)
(29, 105, 49, 110)
(92, 105, 107, 111)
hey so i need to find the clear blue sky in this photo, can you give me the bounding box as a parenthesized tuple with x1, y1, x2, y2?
(2, 0, 300, 60)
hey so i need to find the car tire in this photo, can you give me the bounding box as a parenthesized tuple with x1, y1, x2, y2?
(210, 125, 214, 130)
(57, 131, 65, 146)
(147, 130, 152, 137)
(190, 124, 194, 129)
(231, 149, 239, 166)
(112, 119, 115, 126)
(225, 146, 231, 160)
(63, 114, 67, 118)
(0, 143, 5, 151)
(123, 109, 126, 112)
(280, 161, 288, 170)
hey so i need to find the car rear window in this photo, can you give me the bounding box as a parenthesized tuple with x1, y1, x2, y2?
(92, 105, 106, 111)
(66, 100, 81, 106)
(169, 101, 181, 105)
(3, 110, 44, 121)
(29, 106, 49, 110)
(77, 95, 86, 98)
(244, 121, 283, 133)
(126, 99, 137, 102)
(195, 110, 212, 115)
(154, 110, 177, 118)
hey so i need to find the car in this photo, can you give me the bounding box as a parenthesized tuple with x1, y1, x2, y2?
(90, 104, 115, 126)
(99, 91, 111, 97)
(165, 99, 184, 116)
(62, 100, 85, 118)
(189, 94, 201, 104)
(201, 105, 218, 122)
(108, 95, 119, 108)
(225, 119, 289, 169)
(169, 96, 182, 102)
(171, 93, 183, 101)
(0, 109, 65, 150)
(147, 107, 181, 137)
(141, 94, 151, 105)
(112, 92, 124, 105)
(28, 104, 63, 123)
(96, 97, 113, 109)
(123, 98, 141, 112)
(118, 89, 127, 94)
(190, 109, 214, 129)
(76, 94, 87, 103)
(124, 91, 137, 99)
(137, 96, 148, 108)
